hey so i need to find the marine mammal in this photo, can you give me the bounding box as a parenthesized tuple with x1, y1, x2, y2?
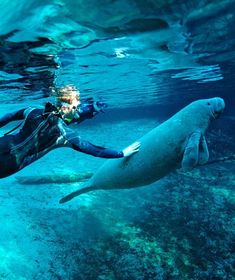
(60, 97, 225, 203)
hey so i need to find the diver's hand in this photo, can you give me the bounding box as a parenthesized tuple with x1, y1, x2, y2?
(93, 101, 108, 113)
(122, 142, 140, 157)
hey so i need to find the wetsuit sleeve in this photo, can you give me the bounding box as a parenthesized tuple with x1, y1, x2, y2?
(0, 108, 26, 128)
(64, 128, 124, 158)
(72, 100, 107, 124)
(72, 103, 97, 124)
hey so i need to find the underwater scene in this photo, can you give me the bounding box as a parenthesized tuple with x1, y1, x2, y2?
(0, 0, 234, 279)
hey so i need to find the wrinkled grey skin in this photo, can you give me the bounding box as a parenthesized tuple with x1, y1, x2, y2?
(60, 97, 225, 203)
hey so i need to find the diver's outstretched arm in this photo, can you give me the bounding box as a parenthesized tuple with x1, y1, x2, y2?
(64, 127, 140, 158)
(0, 108, 26, 128)
(69, 137, 124, 158)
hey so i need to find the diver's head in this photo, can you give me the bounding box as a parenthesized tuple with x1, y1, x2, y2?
(205, 97, 225, 119)
(56, 85, 81, 108)
(54, 85, 81, 121)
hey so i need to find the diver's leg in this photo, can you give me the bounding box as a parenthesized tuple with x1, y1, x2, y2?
(0, 155, 18, 178)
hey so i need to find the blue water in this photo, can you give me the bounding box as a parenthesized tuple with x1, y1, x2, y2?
(0, 1, 234, 279)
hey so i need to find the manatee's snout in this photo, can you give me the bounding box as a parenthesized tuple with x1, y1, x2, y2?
(209, 97, 225, 119)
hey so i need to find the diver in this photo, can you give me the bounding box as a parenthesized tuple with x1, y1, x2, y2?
(54, 85, 108, 124)
(0, 85, 140, 179)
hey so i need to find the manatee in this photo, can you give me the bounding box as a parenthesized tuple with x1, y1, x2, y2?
(60, 97, 225, 204)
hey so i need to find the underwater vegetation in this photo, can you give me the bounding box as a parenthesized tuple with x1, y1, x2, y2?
(50, 166, 234, 279)
(0, 110, 234, 280)
(1, 119, 231, 280)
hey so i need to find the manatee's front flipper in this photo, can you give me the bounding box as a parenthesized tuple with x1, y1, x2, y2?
(59, 185, 95, 204)
(182, 131, 201, 172)
(198, 136, 209, 165)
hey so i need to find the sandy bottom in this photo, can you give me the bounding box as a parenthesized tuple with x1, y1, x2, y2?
(0, 117, 234, 280)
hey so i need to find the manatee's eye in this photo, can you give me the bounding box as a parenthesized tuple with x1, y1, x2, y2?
(207, 102, 211, 106)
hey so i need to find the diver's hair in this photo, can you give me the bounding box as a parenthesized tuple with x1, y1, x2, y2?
(52, 85, 80, 107)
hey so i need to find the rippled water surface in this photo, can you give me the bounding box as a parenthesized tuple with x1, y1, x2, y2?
(0, 0, 235, 107)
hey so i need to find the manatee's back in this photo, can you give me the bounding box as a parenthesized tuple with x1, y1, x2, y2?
(90, 100, 211, 190)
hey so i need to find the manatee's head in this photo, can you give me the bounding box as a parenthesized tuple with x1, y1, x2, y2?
(183, 97, 225, 132)
(205, 97, 225, 119)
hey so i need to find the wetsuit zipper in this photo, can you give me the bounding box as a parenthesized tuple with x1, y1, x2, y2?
(10, 119, 49, 151)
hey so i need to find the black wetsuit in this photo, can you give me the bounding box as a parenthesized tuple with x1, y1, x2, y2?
(0, 102, 123, 178)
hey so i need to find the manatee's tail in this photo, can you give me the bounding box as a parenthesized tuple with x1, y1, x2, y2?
(59, 185, 95, 204)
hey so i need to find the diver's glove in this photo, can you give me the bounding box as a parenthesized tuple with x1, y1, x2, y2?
(93, 101, 108, 113)
(122, 142, 141, 157)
